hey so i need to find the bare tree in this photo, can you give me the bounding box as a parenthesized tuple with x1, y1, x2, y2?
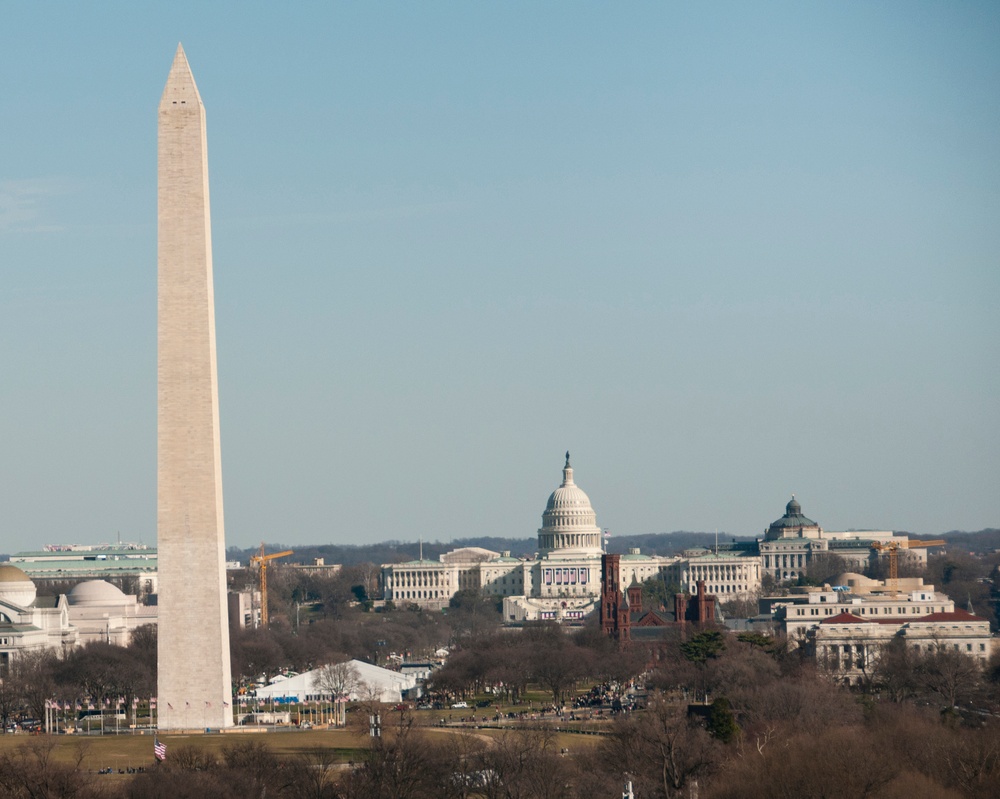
(524, 624, 590, 705)
(477, 728, 577, 799)
(341, 714, 447, 799)
(871, 638, 919, 703)
(598, 693, 720, 798)
(11, 651, 57, 724)
(0, 738, 105, 799)
(52, 642, 153, 725)
(354, 562, 381, 601)
(710, 724, 897, 799)
(312, 659, 362, 700)
(0, 674, 20, 732)
(804, 552, 850, 584)
(916, 647, 983, 710)
(285, 747, 345, 799)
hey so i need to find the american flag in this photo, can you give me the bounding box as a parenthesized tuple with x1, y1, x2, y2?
(153, 738, 167, 762)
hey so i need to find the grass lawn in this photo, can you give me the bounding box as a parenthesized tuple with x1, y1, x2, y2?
(0, 697, 611, 774)
(0, 728, 365, 771)
(428, 727, 605, 753)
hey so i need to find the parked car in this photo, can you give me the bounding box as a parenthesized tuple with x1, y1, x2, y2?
(451, 702, 469, 709)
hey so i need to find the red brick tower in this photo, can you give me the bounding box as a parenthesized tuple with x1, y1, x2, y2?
(674, 580, 716, 626)
(627, 575, 643, 615)
(601, 554, 630, 642)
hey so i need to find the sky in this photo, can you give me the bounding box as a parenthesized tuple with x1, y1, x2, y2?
(1, 2, 998, 554)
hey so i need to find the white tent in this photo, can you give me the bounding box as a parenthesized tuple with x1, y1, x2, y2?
(253, 660, 417, 704)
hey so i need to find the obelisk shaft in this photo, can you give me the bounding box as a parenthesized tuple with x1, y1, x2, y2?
(157, 44, 233, 729)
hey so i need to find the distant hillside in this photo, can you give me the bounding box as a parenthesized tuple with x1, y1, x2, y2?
(933, 528, 1000, 554)
(6, 528, 996, 566)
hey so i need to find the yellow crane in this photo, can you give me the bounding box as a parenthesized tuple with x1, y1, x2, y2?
(250, 544, 293, 627)
(870, 539, 946, 596)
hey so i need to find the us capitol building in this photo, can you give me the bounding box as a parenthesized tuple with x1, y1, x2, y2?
(381, 452, 925, 623)
(382, 454, 696, 622)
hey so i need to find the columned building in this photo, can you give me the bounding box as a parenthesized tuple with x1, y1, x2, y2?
(809, 608, 992, 684)
(670, 552, 761, 601)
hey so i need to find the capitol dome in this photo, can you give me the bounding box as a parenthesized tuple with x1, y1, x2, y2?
(0, 564, 38, 607)
(537, 453, 604, 555)
(67, 580, 128, 607)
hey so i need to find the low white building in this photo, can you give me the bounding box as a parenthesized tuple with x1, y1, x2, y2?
(810, 608, 992, 683)
(252, 659, 417, 704)
(769, 572, 956, 641)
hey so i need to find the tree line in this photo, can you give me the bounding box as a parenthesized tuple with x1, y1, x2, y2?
(5, 635, 1000, 798)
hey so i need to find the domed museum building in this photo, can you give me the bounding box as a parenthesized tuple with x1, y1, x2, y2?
(0, 563, 155, 675)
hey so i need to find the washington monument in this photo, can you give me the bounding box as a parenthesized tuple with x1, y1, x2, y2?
(157, 44, 233, 729)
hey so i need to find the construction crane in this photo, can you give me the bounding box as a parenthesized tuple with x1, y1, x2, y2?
(250, 544, 293, 627)
(870, 539, 946, 596)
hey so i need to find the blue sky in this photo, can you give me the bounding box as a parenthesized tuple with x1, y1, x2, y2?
(1, 2, 997, 553)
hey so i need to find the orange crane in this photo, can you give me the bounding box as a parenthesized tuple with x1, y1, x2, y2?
(870, 539, 946, 596)
(250, 544, 293, 627)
